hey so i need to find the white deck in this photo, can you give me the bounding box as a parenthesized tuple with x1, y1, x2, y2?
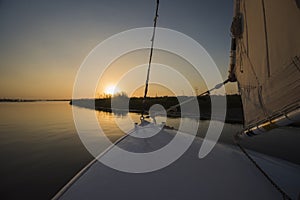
(54, 126, 300, 200)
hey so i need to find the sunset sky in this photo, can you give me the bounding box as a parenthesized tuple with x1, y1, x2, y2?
(0, 0, 236, 99)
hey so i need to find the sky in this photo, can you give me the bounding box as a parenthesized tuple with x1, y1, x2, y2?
(0, 0, 236, 99)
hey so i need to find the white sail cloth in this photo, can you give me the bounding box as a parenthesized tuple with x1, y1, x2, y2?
(234, 0, 300, 128)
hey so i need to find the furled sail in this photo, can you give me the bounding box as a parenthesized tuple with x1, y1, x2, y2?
(229, 0, 300, 135)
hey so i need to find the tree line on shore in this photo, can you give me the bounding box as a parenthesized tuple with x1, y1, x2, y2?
(70, 94, 244, 123)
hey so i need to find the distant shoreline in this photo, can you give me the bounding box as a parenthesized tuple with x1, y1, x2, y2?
(0, 99, 70, 102)
(70, 95, 245, 124)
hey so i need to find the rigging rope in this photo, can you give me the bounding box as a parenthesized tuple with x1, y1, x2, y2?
(234, 139, 292, 200)
(141, 0, 160, 119)
(141, 0, 229, 118)
(165, 79, 230, 113)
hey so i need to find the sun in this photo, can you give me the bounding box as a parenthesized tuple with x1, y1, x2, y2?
(104, 85, 116, 95)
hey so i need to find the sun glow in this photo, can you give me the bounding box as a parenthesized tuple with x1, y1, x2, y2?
(104, 85, 116, 95)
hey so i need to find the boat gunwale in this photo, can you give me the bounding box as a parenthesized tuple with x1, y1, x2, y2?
(51, 130, 134, 200)
(52, 123, 168, 199)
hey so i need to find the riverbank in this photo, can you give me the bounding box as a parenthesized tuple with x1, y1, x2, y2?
(0, 99, 70, 102)
(70, 95, 244, 124)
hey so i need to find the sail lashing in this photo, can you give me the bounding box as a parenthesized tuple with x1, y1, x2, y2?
(229, 0, 300, 136)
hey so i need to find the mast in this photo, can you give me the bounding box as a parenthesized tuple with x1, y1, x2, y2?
(141, 0, 160, 119)
(228, 0, 241, 82)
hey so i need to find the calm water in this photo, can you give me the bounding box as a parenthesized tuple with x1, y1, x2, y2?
(0, 102, 299, 199)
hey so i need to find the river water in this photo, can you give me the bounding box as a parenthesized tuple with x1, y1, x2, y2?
(0, 101, 299, 199)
